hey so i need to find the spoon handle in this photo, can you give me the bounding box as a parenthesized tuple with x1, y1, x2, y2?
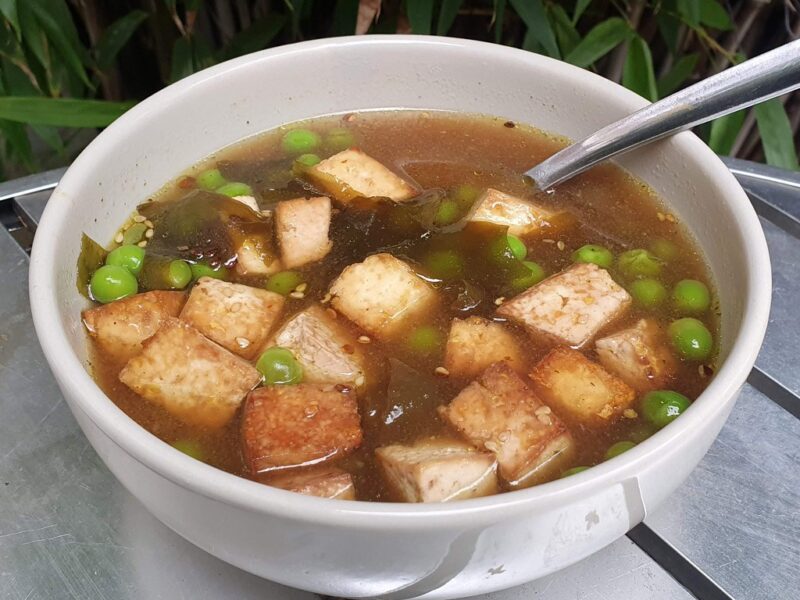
(526, 39, 800, 190)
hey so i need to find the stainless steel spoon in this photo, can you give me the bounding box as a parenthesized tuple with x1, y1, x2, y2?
(526, 39, 800, 191)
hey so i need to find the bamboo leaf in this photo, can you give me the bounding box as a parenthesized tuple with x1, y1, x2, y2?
(17, 2, 50, 79)
(509, 0, 559, 58)
(27, 0, 92, 88)
(565, 17, 631, 68)
(699, 0, 731, 30)
(224, 15, 287, 58)
(493, 0, 506, 43)
(0, 96, 134, 127)
(170, 36, 193, 82)
(708, 109, 745, 156)
(32, 123, 66, 157)
(548, 4, 580, 57)
(0, 118, 35, 170)
(95, 10, 148, 69)
(754, 99, 799, 171)
(406, 0, 434, 34)
(332, 0, 359, 35)
(572, 0, 592, 24)
(437, 0, 463, 35)
(657, 53, 698, 96)
(0, 0, 20, 40)
(657, 10, 681, 54)
(623, 36, 657, 101)
(676, 0, 700, 28)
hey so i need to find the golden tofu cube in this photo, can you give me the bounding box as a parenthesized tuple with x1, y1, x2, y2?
(329, 253, 437, 338)
(377, 438, 498, 503)
(241, 384, 362, 475)
(82, 290, 186, 363)
(119, 318, 261, 429)
(497, 262, 630, 347)
(529, 347, 636, 426)
(275, 196, 333, 269)
(264, 466, 356, 500)
(180, 277, 284, 360)
(307, 149, 417, 202)
(444, 316, 524, 379)
(439, 362, 575, 487)
(468, 188, 554, 236)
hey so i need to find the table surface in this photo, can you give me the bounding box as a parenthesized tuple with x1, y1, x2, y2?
(1, 158, 798, 600)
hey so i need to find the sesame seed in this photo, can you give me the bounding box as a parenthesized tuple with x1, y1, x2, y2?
(665, 213, 676, 223)
(235, 337, 250, 348)
(556, 240, 565, 251)
(144, 219, 154, 228)
(657, 212, 666, 221)
(623, 408, 638, 419)
(145, 228, 154, 239)
(229, 302, 242, 313)
(137, 240, 147, 248)
(494, 296, 506, 306)
(434, 366, 450, 377)
(304, 402, 319, 418)
(326, 308, 337, 319)
(321, 293, 332, 304)
(535, 406, 551, 416)
(357, 335, 371, 344)
(289, 291, 304, 299)
(133, 215, 146, 223)
(177, 245, 189, 251)
(355, 375, 365, 387)
(295, 283, 308, 293)
(543, 238, 555, 244)
(114, 232, 124, 244)
(261, 209, 272, 217)
(498, 430, 511, 441)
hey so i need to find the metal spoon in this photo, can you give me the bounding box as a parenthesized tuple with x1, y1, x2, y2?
(526, 39, 800, 191)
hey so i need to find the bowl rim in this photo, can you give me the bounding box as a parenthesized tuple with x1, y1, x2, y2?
(29, 34, 771, 528)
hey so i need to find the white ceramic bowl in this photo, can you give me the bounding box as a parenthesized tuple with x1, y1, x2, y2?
(29, 36, 770, 599)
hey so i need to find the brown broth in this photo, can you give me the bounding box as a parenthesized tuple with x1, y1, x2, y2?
(87, 111, 719, 501)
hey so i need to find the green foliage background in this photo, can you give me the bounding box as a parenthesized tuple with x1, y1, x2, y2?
(0, 0, 797, 180)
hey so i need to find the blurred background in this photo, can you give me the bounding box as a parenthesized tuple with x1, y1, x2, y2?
(0, 0, 797, 181)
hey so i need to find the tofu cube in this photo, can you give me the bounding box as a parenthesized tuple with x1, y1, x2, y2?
(180, 277, 284, 360)
(241, 384, 362, 475)
(119, 318, 261, 428)
(234, 236, 282, 277)
(595, 319, 677, 392)
(82, 291, 186, 363)
(275, 196, 333, 269)
(497, 262, 631, 347)
(439, 362, 575, 487)
(468, 188, 555, 236)
(271, 304, 366, 387)
(329, 253, 437, 338)
(307, 149, 417, 203)
(264, 467, 356, 500)
(529, 347, 636, 426)
(444, 316, 524, 379)
(376, 438, 498, 502)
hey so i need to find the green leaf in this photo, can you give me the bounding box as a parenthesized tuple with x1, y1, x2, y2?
(708, 109, 745, 156)
(522, 28, 542, 53)
(657, 10, 681, 54)
(657, 53, 698, 96)
(224, 14, 287, 59)
(754, 99, 799, 171)
(565, 17, 631, 68)
(493, 0, 506, 43)
(0, 96, 134, 127)
(17, 1, 50, 78)
(332, 0, 359, 35)
(27, 0, 91, 88)
(0, 119, 35, 170)
(170, 36, 193, 82)
(548, 4, 580, 57)
(699, 0, 731, 30)
(0, 0, 20, 40)
(406, 0, 434, 34)
(31, 123, 65, 157)
(509, 0, 559, 58)
(572, 0, 592, 24)
(437, 0, 463, 35)
(676, 0, 700, 28)
(623, 36, 657, 101)
(95, 10, 148, 69)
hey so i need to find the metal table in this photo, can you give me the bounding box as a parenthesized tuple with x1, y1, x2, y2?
(1, 158, 798, 600)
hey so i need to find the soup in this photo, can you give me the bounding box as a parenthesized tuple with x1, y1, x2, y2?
(80, 111, 718, 502)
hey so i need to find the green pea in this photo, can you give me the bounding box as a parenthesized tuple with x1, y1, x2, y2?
(506, 235, 527, 260)
(605, 441, 636, 460)
(434, 200, 461, 226)
(641, 390, 691, 429)
(629, 278, 667, 308)
(452, 184, 481, 208)
(266, 271, 304, 296)
(669, 318, 713, 360)
(122, 223, 148, 245)
(167, 260, 192, 289)
(295, 153, 321, 167)
(627, 422, 657, 443)
(324, 127, 355, 152)
(572, 244, 613, 269)
(256, 347, 303, 385)
(216, 182, 253, 197)
(618, 249, 663, 278)
(561, 466, 590, 478)
(672, 279, 711, 313)
(106, 244, 145, 276)
(90, 265, 138, 304)
(282, 128, 321, 154)
(489, 234, 525, 263)
(424, 249, 464, 279)
(407, 325, 442, 354)
(197, 168, 226, 191)
(171, 439, 206, 461)
(191, 262, 229, 281)
(510, 260, 546, 293)
(650, 238, 678, 261)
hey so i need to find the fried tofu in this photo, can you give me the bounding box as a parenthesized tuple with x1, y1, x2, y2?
(265, 466, 356, 500)
(119, 318, 260, 428)
(180, 277, 284, 360)
(444, 316, 524, 379)
(329, 253, 437, 338)
(275, 196, 332, 269)
(595, 319, 677, 392)
(439, 362, 575, 488)
(271, 304, 366, 387)
(377, 438, 498, 502)
(497, 262, 630, 348)
(82, 291, 186, 363)
(468, 188, 555, 236)
(234, 236, 282, 277)
(306, 149, 417, 203)
(241, 384, 362, 475)
(529, 347, 636, 426)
